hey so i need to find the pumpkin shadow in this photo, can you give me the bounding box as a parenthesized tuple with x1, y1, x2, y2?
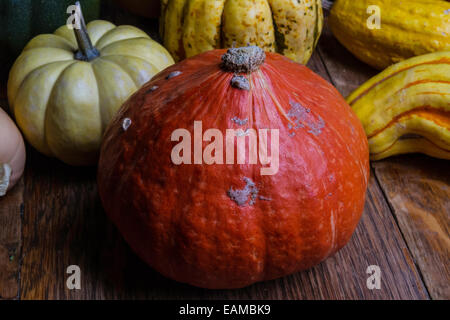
(87, 208, 277, 299)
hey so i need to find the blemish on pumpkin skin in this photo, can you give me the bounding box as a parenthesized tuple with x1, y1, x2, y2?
(166, 71, 182, 79)
(349, 123, 355, 134)
(146, 85, 159, 93)
(227, 177, 259, 206)
(122, 118, 132, 131)
(287, 100, 326, 136)
(231, 116, 249, 126)
(307, 117, 325, 136)
(235, 129, 250, 137)
(230, 75, 250, 90)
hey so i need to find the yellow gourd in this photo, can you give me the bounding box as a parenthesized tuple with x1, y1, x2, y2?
(329, 0, 450, 70)
(348, 51, 450, 160)
(8, 4, 174, 166)
(160, 0, 323, 64)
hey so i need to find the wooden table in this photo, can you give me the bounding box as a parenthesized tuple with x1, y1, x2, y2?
(0, 8, 449, 300)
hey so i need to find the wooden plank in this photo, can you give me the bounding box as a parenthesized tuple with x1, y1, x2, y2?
(0, 179, 23, 300)
(317, 19, 445, 299)
(372, 157, 450, 299)
(19, 151, 103, 300)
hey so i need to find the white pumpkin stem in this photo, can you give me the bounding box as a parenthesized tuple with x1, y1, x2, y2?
(73, 1, 100, 61)
(0, 163, 12, 197)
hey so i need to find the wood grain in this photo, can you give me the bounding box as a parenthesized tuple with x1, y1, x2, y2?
(317, 19, 448, 299)
(0, 179, 23, 300)
(373, 157, 450, 299)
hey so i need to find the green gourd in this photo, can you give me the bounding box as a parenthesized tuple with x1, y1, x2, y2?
(0, 0, 101, 77)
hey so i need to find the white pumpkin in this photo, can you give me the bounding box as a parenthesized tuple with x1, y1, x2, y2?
(0, 107, 26, 196)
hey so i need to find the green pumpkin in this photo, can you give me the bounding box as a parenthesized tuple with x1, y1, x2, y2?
(0, 0, 101, 76)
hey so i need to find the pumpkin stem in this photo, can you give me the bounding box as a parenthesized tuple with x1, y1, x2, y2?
(221, 46, 266, 73)
(0, 163, 12, 196)
(73, 1, 100, 62)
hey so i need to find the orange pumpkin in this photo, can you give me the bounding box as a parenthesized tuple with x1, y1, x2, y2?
(98, 46, 370, 289)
